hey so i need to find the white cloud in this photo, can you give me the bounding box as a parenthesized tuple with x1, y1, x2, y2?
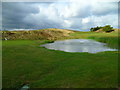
(63, 20, 73, 27)
(82, 18, 90, 24)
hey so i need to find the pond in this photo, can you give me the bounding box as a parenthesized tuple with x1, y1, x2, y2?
(41, 39, 117, 53)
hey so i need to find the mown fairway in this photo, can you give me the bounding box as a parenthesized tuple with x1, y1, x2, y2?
(2, 31, 119, 88)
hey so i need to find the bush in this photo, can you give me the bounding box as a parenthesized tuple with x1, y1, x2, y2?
(102, 25, 114, 32)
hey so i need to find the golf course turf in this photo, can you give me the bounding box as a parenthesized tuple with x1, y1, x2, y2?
(2, 31, 119, 88)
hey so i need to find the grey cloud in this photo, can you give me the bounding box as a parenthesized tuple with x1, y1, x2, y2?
(2, 1, 118, 30)
(2, 2, 40, 29)
(92, 2, 118, 16)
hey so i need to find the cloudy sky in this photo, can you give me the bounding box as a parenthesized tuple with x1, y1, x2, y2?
(2, 0, 119, 31)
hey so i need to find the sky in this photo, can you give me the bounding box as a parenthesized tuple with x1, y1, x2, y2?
(2, 0, 119, 31)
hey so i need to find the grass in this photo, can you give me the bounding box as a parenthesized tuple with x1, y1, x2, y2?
(69, 31, 119, 49)
(88, 36, 119, 49)
(2, 28, 75, 40)
(2, 29, 119, 88)
(2, 39, 118, 88)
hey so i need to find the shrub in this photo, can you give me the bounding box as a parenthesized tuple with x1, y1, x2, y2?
(102, 25, 114, 32)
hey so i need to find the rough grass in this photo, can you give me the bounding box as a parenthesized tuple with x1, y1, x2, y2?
(2, 28, 75, 40)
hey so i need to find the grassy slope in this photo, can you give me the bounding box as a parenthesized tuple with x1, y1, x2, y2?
(2, 29, 119, 88)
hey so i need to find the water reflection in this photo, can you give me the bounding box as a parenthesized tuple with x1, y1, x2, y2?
(41, 39, 117, 53)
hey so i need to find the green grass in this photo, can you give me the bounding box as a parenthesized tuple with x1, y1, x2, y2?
(2, 29, 119, 88)
(69, 31, 119, 49)
(3, 39, 118, 88)
(88, 36, 119, 49)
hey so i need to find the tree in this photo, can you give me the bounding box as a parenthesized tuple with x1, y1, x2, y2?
(90, 26, 102, 32)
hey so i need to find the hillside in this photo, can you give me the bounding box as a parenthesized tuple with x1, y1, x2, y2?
(2, 27, 119, 40)
(2, 28, 76, 40)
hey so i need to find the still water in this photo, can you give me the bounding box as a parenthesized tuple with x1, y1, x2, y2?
(41, 39, 117, 53)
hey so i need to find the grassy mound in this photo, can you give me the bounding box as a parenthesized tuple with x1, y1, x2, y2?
(2, 28, 75, 40)
(90, 25, 120, 33)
